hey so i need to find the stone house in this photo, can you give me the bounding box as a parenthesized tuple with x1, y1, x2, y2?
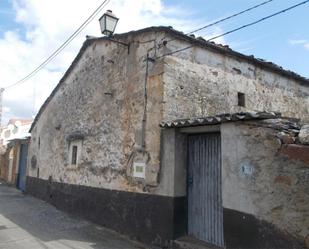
(26, 27, 309, 248)
(0, 138, 30, 191)
(0, 119, 32, 145)
(0, 119, 31, 190)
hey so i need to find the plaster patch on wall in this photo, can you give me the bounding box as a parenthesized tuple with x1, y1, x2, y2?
(221, 122, 309, 242)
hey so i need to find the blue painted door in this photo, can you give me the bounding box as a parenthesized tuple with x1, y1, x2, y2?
(17, 143, 28, 191)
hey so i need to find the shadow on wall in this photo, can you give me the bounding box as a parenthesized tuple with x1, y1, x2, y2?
(223, 208, 307, 249)
(0, 181, 144, 249)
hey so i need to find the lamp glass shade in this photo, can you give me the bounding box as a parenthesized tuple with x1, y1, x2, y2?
(99, 11, 119, 36)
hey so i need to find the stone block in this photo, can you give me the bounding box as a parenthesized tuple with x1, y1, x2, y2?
(274, 175, 292, 186)
(277, 132, 295, 144)
(280, 144, 309, 165)
(299, 124, 309, 145)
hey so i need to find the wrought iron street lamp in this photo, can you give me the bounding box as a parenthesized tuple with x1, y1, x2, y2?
(99, 10, 119, 36)
(99, 10, 130, 53)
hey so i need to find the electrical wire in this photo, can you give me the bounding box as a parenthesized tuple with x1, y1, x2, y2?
(162, 0, 275, 44)
(187, 0, 274, 35)
(4, 0, 274, 89)
(4, 0, 110, 90)
(158, 0, 309, 58)
(4, 0, 307, 88)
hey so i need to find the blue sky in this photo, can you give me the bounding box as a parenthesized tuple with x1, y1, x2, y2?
(163, 0, 309, 77)
(0, 0, 308, 123)
(1, 0, 308, 76)
(0, 1, 15, 34)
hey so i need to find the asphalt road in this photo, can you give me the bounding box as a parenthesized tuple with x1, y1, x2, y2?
(0, 181, 147, 249)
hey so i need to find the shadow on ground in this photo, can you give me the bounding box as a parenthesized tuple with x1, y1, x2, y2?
(0, 181, 147, 249)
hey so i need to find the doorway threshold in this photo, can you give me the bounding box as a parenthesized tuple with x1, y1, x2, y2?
(174, 236, 225, 249)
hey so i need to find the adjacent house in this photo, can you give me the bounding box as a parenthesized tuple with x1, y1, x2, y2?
(0, 119, 32, 191)
(25, 27, 309, 248)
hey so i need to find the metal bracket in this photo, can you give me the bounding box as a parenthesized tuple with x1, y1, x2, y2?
(108, 37, 130, 54)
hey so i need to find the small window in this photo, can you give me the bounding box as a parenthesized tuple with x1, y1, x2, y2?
(237, 92, 245, 107)
(71, 145, 78, 165)
(68, 139, 82, 166)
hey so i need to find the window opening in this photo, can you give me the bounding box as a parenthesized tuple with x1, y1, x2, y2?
(238, 92, 245, 107)
(71, 145, 78, 165)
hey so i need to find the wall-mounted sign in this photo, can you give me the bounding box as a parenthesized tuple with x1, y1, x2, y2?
(133, 162, 146, 179)
(240, 163, 253, 176)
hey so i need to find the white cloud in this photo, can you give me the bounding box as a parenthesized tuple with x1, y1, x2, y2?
(288, 39, 307, 45)
(288, 39, 309, 51)
(200, 26, 226, 44)
(0, 0, 222, 124)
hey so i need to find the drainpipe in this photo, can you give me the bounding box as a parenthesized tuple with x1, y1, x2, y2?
(141, 53, 149, 150)
(141, 53, 156, 150)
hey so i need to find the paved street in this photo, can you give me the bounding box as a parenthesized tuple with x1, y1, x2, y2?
(0, 181, 147, 249)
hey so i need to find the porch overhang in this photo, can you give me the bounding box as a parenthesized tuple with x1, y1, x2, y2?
(160, 111, 285, 129)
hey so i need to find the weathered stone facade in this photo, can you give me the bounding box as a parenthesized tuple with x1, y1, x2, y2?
(160, 117, 309, 248)
(28, 31, 166, 192)
(26, 27, 309, 247)
(28, 27, 309, 193)
(162, 55, 309, 121)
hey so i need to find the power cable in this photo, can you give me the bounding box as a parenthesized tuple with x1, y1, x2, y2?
(187, 0, 275, 35)
(163, 0, 275, 44)
(187, 0, 274, 35)
(4, 0, 110, 90)
(4, 0, 307, 87)
(158, 0, 309, 58)
(3, 0, 276, 90)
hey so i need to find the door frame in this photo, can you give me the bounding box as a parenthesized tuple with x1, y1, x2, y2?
(17, 141, 29, 191)
(8, 147, 14, 183)
(180, 126, 224, 246)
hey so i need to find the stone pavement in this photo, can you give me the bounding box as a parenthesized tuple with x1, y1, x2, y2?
(0, 181, 147, 249)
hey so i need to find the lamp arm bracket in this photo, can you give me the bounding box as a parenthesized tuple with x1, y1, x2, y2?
(107, 37, 130, 54)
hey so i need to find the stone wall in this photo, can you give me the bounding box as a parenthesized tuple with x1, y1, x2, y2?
(161, 38, 309, 122)
(26, 27, 309, 247)
(0, 148, 8, 181)
(28, 28, 309, 197)
(28, 31, 167, 195)
(221, 120, 309, 246)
